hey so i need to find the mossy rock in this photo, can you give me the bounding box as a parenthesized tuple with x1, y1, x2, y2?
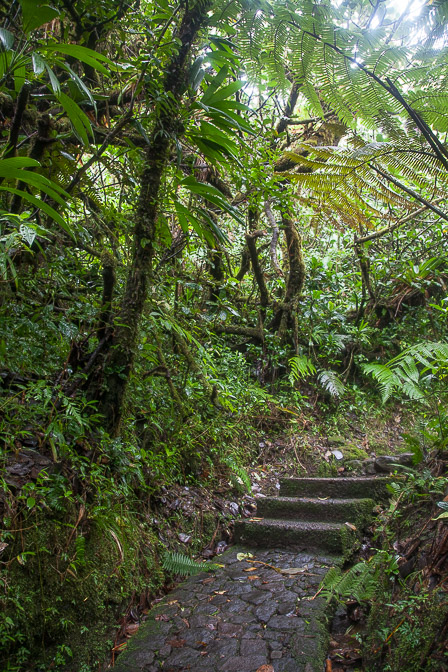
(0, 510, 165, 671)
(343, 443, 369, 461)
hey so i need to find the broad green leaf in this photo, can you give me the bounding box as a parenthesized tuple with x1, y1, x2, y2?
(14, 65, 26, 93)
(0, 169, 67, 207)
(202, 81, 245, 106)
(0, 28, 14, 50)
(31, 52, 46, 75)
(60, 62, 96, 108)
(56, 92, 92, 145)
(193, 137, 228, 165)
(1, 187, 74, 238)
(202, 66, 229, 100)
(189, 56, 205, 91)
(45, 64, 61, 95)
(0, 158, 41, 171)
(197, 208, 229, 244)
(174, 201, 214, 245)
(19, 0, 59, 33)
(199, 121, 240, 153)
(181, 177, 244, 225)
(209, 37, 239, 54)
(42, 43, 112, 76)
(433, 511, 448, 521)
(206, 105, 254, 134)
(191, 133, 240, 166)
(206, 51, 239, 67)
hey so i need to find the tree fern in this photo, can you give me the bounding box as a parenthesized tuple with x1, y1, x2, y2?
(282, 136, 448, 232)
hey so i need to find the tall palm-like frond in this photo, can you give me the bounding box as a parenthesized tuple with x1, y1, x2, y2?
(279, 136, 448, 231)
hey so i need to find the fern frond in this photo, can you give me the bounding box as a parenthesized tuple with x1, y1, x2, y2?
(223, 456, 251, 492)
(320, 561, 378, 604)
(289, 354, 317, 380)
(363, 341, 448, 403)
(362, 363, 400, 403)
(317, 370, 345, 398)
(162, 552, 220, 576)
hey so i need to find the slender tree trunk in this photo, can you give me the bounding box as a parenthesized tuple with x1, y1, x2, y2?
(271, 215, 305, 344)
(246, 230, 270, 311)
(354, 241, 374, 322)
(93, 0, 211, 434)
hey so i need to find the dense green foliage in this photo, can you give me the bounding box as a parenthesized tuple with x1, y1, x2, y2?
(1, 0, 448, 669)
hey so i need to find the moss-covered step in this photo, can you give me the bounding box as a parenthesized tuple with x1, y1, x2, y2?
(279, 476, 390, 500)
(256, 496, 375, 526)
(234, 518, 352, 554)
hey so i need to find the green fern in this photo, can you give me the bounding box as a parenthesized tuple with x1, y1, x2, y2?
(223, 456, 251, 493)
(289, 356, 345, 398)
(318, 370, 345, 398)
(320, 561, 379, 604)
(289, 354, 317, 380)
(363, 341, 448, 403)
(162, 551, 221, 576)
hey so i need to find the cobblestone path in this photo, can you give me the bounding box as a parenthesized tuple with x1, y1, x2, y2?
(114, 546, 339, 672)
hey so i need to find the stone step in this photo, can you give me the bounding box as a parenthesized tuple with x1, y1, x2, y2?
(256, 496, 375, 525)
(234, 518, 350, 554)
(279, 476, 390, 500)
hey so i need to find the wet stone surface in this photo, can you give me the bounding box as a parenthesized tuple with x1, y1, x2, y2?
(114, 547, 338, 672)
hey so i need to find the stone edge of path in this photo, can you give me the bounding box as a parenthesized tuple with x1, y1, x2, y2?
(112, 545, 343, 672)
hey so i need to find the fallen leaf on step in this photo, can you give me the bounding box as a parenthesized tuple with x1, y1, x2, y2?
(244, 567, 258, 572)
(279, 567, 307, 575)
(213, 590, 227, 594)
(237, 552, 254, 561)
(256, 666, 274, 672)
(248, 575, 260, 580)
(318, 497, 329, 500)
(167, 638, 186, 648)
(249, 517, 264, 521)
(345, 522, 357, 531)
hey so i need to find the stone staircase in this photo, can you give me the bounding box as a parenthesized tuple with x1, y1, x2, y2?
(235, 476, 390, 555)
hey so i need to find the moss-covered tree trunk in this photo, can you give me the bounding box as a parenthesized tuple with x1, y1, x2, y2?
(92, 0, 211, 434)
(270, 215, 305, 345)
